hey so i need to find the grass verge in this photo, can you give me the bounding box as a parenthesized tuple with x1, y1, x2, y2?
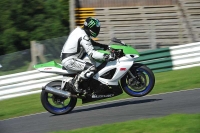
(1, 67, 200, 120)
(50, 113, 200, 133)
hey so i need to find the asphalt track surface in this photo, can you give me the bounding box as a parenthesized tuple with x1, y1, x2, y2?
(1, 88, 200, 133)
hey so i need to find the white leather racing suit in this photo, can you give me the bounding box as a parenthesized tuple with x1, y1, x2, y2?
(61, 27, 107, 79)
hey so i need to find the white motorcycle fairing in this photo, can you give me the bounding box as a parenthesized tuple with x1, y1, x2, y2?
(34, 55, 134, 86)
(93, 59, 133, 85)
(80, 54, 134, 85)
(35, 61, 76, 75)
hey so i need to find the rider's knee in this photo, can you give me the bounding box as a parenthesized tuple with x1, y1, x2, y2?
(81, 63, 96, 79)
(84, 62, 96, 71)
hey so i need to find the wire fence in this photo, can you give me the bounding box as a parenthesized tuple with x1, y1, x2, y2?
(0, 36, 68, 76)
(0, 49, 31, 76)
(37, 36, 68, 62)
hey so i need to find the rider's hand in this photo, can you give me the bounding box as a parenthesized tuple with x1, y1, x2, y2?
(103, 53, 116, 61)
(104, 45, 109, 50)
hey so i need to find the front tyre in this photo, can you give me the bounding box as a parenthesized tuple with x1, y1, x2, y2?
(120, 64, 155, 97)
(41, 80, 77, 115)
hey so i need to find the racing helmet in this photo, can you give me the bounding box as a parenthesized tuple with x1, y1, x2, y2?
(83, 17, 100, 38)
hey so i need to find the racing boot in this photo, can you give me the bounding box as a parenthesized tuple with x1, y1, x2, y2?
(69, 75, 83, 93)
(70, 66, 96, 93)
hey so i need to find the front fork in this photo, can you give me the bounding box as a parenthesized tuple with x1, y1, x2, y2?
(128, 71, 136, 79)
(127, 69, 143, 87)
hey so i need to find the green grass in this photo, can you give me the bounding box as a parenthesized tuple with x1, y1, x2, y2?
(0, 94, 44, 120)
(0, 67, 200, 120)
(50, 114, 200, 133)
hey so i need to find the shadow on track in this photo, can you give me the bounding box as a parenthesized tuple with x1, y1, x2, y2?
(49, 99, 162, 117)
(71, 98, 162, 114)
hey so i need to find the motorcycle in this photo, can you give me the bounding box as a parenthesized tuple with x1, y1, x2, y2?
(34, 37, 155, 115)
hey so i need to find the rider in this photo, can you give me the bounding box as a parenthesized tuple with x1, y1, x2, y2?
(61, 17, 115, 93)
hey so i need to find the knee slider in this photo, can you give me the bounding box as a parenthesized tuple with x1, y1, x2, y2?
(89, 66, 96, 72)
(84, 66, 96, 78)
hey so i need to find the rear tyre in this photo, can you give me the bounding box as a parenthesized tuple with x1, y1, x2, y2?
(41, 80, 77, 115)
(120, 64, 155, 97)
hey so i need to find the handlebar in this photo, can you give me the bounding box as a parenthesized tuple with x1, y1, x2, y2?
(111, 37, 127, 46)
(108, 47, 124, 59)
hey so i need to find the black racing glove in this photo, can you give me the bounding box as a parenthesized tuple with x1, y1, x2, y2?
(103, 53, 116, 61)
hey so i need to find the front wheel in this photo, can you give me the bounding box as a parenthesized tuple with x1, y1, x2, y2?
(41, 80, 77, 115)
(120, 64, 155, 97)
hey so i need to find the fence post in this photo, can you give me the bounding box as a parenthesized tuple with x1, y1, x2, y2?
(70, 0, 76, 32)
(27, 41, 46, 70)
(150, 22, 157, 49)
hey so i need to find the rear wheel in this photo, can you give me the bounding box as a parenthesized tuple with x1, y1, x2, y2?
(120, 64, 155, 97)
(41, 80, 77, 115)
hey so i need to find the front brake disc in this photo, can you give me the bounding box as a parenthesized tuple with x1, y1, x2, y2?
(128, 72, 147, 90)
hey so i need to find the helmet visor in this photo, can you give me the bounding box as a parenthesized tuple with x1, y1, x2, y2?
(95, 19, 100, 27)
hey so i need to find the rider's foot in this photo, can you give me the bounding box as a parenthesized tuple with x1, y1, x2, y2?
(69, 77, 83, 93)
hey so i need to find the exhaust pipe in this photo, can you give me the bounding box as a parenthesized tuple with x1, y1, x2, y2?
(44, 86, 72, 98)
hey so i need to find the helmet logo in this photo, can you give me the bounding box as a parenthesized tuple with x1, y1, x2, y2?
(88, 20, 96, 28)
(90, 30, 96, 37)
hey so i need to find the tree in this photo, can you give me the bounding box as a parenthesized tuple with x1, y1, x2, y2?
(0, 0, 70, 55)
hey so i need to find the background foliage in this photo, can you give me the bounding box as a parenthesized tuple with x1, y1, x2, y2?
(0, 0, 70, 55)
